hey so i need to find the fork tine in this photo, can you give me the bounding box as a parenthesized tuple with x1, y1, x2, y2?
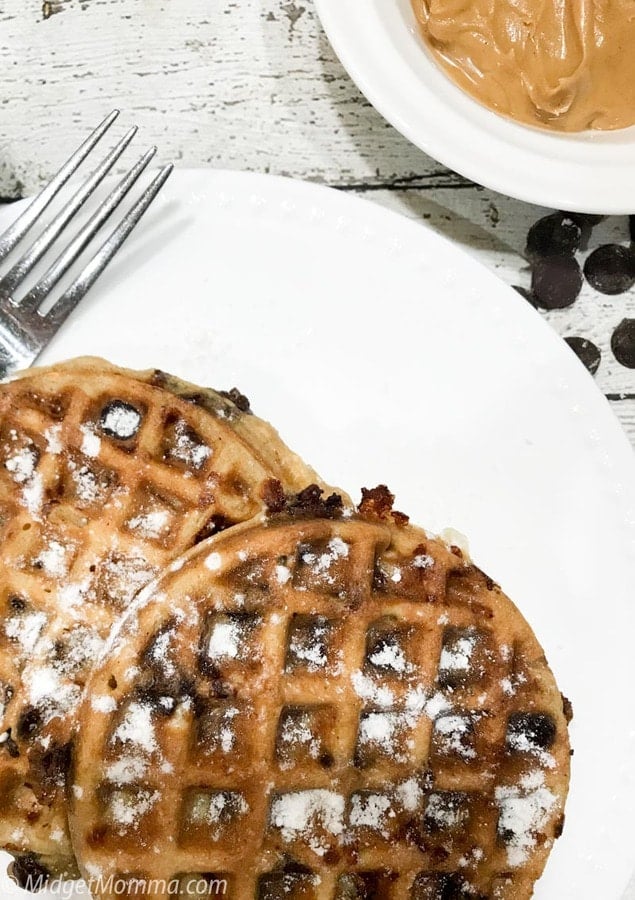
(0, 125, 138, 304)
(0, 110, 120, 264)
(43, 164, 173, 334)
(19, 146, 157, 313)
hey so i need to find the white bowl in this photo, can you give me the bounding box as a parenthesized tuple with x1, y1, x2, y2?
(314, 0, 635, 214)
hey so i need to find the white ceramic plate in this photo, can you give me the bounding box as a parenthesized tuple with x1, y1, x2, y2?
(314, 0, 635, 214)
(0, 170, 634, 898)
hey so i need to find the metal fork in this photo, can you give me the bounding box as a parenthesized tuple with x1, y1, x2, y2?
(0, 110, 173, 377)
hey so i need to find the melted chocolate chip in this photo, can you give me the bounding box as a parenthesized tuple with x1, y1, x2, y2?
(194, 514, 236, 544)
(531, 256, 583, 309)
(611, 319, 635, 368)
(17, 707, 42, 740)
(526, 213, 581, 259)
(335, 871, 397, 900)
(411, 872, 475, 900)
(9, 853, 51, 890)
(261, 478, 286, 514)
(29, 742, 72, 799)
(98, 400, 142, 439)
(584, 244, 635, 295)
(507, 712, 556, 751)
(283, 485, 344, 520)
(220, 387, 251, 413)
(8, 596, 26, 612)
(258, 867, 316, 900)
(564, 336, 601, 375)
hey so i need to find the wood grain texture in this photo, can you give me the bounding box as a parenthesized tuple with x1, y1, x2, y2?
(0, 0, 633, 443)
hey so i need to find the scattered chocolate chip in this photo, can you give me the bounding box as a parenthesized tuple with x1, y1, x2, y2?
(611, 319, 635, 368)
(567, 213, 605, 251)
(531, 257, 583, 309)
(526, 213, 581, 259)
(584, 244, 635, 295)
(512, 284, 538, 308)
(561, 694, 574, 723)
(564, 337, 601, 375)
(98, 400, 142, 440)
(507, 712, 556, 751)
(220, 387, 251, 414)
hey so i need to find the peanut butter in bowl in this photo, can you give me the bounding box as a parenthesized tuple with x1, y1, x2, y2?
(411, 0, 635, 132)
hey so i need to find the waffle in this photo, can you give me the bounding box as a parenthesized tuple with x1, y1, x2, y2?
(0, 356, 333, 883)
(69, 491, 571, 900)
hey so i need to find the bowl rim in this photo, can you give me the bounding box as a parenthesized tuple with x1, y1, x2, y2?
(314, 0, 635, 214)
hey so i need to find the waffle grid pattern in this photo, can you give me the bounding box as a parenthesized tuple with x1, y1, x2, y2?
(0, 359, 321, 871)
(71, 519, 569, 900)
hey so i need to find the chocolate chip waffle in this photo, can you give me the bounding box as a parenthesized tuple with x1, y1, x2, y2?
(69, 493, 571, 900)
(0, 356, 333, 882)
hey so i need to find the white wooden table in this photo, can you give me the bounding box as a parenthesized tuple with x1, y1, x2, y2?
(1, 0, 633, 444)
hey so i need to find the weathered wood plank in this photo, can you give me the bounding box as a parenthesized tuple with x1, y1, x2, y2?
(0, 0, 632, 445)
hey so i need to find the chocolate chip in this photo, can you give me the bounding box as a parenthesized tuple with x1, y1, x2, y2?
(584, 244, 635, 295)
(98, 400, 142, 439)
(531, 256, 583, 309)
(335, 871, 397, 899)
(17, 707, 42, 740)
(29, 742, 72, 799)
(411, 872, 474, 900)
(220, 387, 251, 413)
(8, 596, 26, 612)
(512, 285, 538, 308)
(258, 869, 316, 900)
(194, 514, 236, 544)
(526, 213, 581, 259)
(611, 319, 635, 368)
(564, 337, 601, 375)
(9, 854, 51, 890)
(567, 213, 605, 251)
(507, 712, 556, 751)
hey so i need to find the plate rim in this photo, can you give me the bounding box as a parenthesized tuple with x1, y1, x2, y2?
(0, 168, 634, 898)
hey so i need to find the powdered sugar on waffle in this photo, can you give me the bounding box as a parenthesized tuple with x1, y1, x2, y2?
(301, 536, 349, 583)
(128, 510, 171, 540)
(113, 701, 158, 755)
(172, 421, 212, 469)
(270, 790, 344, 855)
(4, 610, 47, 656)
(80, 425, 101, 458)
(349, 793, 394, 837)
(496, 772, 558, 867)
(33, 540, 69, 578)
